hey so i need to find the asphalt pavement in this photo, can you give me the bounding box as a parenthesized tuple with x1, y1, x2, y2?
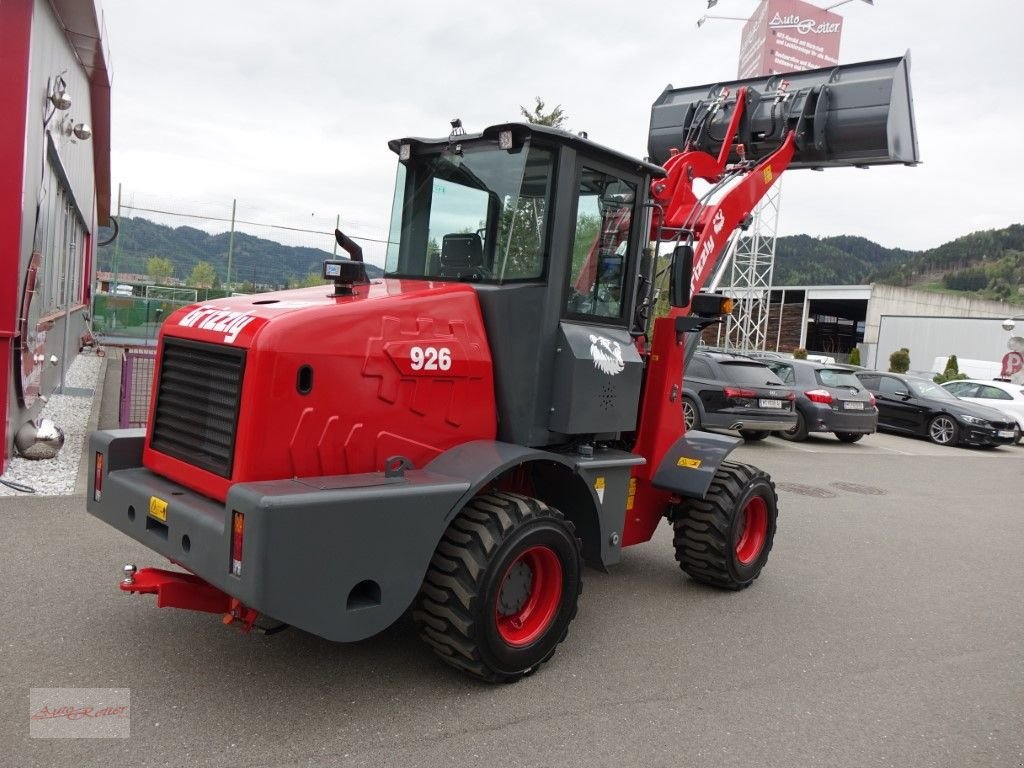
(2, 424, 1023, 767)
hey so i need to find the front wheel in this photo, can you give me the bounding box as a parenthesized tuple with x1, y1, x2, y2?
(672, 461, 779, 590)
(928, 414, 959, 446)
(1013, 425, 1022, 445)
(413, 492, 582, 683)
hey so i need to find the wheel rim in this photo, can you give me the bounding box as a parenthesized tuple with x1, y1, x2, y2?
(735, 496, 768, 565)
(930, 416, 955, 444)
(495, 546, 563, 647)
(683, 402, 695, 430)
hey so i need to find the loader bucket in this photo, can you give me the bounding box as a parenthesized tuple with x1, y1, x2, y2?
(648, 53, 919, 170)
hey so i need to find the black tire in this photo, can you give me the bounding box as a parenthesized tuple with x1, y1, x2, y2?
(777, 409, 808, 442)
(413, 492, 582, 683)
(738, 430, 770, 441)
(927, 414, 959, 446)
(835, 432, 863, 443)
(671, 461, 778, 590)
(682, 396, 701, 431)
(1013, 425, 1022, 445)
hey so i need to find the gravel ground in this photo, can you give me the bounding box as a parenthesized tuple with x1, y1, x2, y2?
(0, 351, 105, 497)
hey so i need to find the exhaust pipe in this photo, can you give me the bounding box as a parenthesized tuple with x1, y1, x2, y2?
(648, 53, 920, 170)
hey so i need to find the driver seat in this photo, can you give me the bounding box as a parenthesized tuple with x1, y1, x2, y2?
(439, 234, 484, 278)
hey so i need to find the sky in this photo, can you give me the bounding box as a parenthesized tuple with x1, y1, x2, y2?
(99, 0, 1024, 267)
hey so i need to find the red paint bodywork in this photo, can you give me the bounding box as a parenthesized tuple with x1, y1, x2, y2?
(143, 279, 497, 502)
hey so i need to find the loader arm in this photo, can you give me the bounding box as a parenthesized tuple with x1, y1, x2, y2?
(625, 54, 920, 546)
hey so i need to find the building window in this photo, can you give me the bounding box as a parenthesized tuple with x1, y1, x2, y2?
(38, 157, 86, 315)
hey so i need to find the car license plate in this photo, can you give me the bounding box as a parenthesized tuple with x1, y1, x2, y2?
(149, 496, 168, 522)
(998, 430, 1015, 438)
(843, 401, 865, 410)
(759, 399, 783, 408)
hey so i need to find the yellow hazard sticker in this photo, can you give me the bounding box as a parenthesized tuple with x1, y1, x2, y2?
(149, 496, 168, 522)
(763, 166, 773, 184)
(594, 476, 606, 504)
(677, 457, 702, 469)
(625, 478, 637, 511)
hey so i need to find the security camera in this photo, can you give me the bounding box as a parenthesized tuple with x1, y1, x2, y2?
(1002, 318, 1016, 332)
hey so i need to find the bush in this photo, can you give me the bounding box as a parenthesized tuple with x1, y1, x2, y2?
(848, 347, 861, 366)
(889, 347, 910, 373)
(792, 347, 808, 360)
(934, 354, 968, 384)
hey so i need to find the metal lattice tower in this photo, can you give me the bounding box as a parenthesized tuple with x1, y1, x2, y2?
(721, 182, 781, 351)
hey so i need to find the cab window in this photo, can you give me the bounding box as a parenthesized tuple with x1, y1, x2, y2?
(564, 168, 636, 322)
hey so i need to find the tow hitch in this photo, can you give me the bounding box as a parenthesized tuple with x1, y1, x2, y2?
(119, 564, 289, 635)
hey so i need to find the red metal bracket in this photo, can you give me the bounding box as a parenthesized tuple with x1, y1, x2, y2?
(120, 567, 232, 614)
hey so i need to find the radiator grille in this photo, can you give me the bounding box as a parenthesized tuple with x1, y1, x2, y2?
(151, 338, 246, 478)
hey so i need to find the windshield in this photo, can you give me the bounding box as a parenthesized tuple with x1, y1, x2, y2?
(385, 141, 554, 283)
(817, 368, 861, 388)
(720, 362, 786, 386)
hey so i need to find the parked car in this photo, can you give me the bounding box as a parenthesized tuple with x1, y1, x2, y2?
(763, 359, 877, 442)
(940, 379, 1024, 444)
(854, 371, 1017, 448)
(683, 351, 797, 440)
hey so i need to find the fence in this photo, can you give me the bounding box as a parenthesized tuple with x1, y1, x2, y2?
(119, 346, 157, 428)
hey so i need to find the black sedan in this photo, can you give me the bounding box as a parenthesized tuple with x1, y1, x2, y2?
(765, 359, 878, 442)
(683, 351, 797, 441)
(854, 371, 1017, 447)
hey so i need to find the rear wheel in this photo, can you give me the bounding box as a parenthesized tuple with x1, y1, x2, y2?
(739, 430, 770, 441)
(835, 432, 863, 443)
(777, 410, 808, 442)
(671, 461, 778, 590)
(413, 492, 582, 683)
(682, 396, 701, 431)
(927, 414, 959, 446)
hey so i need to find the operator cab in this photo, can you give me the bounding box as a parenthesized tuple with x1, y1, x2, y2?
(385, 122, 666, 448)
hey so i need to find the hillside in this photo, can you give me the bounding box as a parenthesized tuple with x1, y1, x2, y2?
(96, 217, 383, 289)
(98, 217, 1024, 304)
(774, 225, 1024, 303)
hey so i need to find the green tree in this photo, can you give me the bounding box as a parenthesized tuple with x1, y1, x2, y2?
(792, 347, 808, 359)
(889, 347, 910, 373)
(520, 97, 568, 129)
(934, 354, 968, 384)
(147, 256, 174, 285)
(188, 261, 218, 288)
(848, 347, 861, 366)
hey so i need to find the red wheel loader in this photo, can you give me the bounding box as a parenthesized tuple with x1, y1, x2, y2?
(87, 55, 918, 682)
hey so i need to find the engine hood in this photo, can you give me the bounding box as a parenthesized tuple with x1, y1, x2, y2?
(161, 278, 476, 348)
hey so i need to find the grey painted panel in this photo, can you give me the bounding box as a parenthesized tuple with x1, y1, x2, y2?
(652, 430, 741, 499)
(85, 437, 472, 642)
(549, 323, 643, 434)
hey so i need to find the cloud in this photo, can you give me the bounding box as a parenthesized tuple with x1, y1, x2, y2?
(102, 0, 1024, 261)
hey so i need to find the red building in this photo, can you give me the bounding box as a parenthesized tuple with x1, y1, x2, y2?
(0, 0, 111, 471)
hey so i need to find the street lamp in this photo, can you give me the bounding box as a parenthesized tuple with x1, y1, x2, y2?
(824, 0, 874, 10)
(697, 13, 748, 27)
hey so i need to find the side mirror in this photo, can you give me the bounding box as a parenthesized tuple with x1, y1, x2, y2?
(670, 244, 693, 308)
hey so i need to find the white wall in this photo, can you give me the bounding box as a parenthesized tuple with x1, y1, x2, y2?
(873, 315, 1014, 374)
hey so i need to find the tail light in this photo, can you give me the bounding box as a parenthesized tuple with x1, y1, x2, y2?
(805, 389, 833, 404)
(724, 387, 757, 400)
(93, 452, 104, 501)
(230, 511, 245, 576)
(868, 392, 877, 407)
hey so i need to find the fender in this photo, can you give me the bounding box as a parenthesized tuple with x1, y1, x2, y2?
(651, 429, 742, 500)
(427, 440, 644, 568)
